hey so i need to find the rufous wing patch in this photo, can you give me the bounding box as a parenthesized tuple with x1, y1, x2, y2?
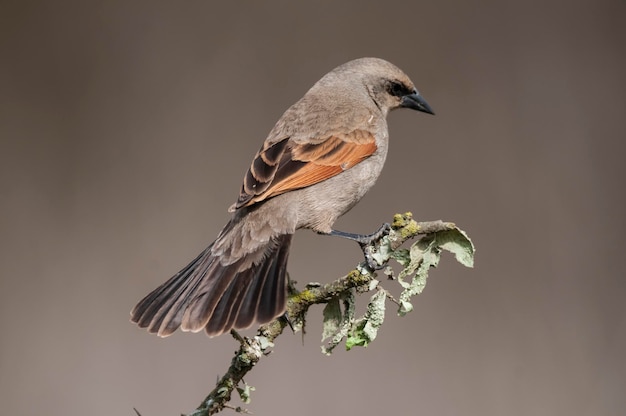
(234, 130, 377, 209)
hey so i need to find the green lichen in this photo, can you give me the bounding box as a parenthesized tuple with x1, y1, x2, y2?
(392, 212, 412, 229)
(291, 289, 317, 304)
(400, 219, 419, 239)
(392, 212, 420, 240)
(347, 269, 370, 286)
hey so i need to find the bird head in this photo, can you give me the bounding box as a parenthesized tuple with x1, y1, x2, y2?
(316, 57, 435, 117)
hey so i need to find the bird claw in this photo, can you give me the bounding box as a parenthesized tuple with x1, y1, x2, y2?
(358, 223, 391, 270)
(325, 223, 391, 270)
(360, 245, 384, 270)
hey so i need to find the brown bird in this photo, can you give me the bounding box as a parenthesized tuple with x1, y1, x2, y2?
(131, 57, 434, 337)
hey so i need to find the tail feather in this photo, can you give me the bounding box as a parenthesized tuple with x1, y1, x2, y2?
(204, 234, 293, 336)
(212, 250, 273, 335)
(203, 265, 255, 336)
(233, 252, 276, 329)
(256, 236, 291, 322)
(131, 248, 207, 331)
(150, 248, 213, 335)
(130, 233, 292, 337)
(180, 260, 238, 333)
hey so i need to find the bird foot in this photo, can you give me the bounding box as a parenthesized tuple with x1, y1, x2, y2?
(326, 223, 391, 270)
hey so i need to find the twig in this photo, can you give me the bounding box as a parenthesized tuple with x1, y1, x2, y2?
(185, 213, 455, 415)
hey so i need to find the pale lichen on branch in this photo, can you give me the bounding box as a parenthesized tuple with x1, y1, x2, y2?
(182, 212, 474, 415)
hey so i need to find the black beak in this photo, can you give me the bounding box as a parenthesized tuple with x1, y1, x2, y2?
(401, 92, 435, 115)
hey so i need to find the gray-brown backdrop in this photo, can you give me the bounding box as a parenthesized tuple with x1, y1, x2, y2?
(2, 1, 625, 415)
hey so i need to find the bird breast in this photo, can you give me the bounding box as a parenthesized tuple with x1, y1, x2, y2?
(290, 137, 389, 233)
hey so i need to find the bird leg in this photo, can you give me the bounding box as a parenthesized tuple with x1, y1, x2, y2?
(323, 223, 391, 270)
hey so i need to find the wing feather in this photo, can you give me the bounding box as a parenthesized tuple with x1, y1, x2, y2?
(234, 130, 377, 209)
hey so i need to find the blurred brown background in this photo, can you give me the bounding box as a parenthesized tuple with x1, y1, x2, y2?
(1, 1, 625, 415)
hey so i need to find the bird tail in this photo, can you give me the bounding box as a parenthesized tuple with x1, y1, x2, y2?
(131, 227, 292, 337)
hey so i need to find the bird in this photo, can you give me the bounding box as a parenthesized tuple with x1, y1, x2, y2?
(131, 57, 434, 337)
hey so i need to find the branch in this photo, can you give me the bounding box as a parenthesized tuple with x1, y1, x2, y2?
(183, 213, 468, 415)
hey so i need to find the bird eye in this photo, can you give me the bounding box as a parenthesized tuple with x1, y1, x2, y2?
(388, 81, 406, 97)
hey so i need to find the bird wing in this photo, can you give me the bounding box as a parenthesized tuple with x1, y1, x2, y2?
(232, 129, 377, 210)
